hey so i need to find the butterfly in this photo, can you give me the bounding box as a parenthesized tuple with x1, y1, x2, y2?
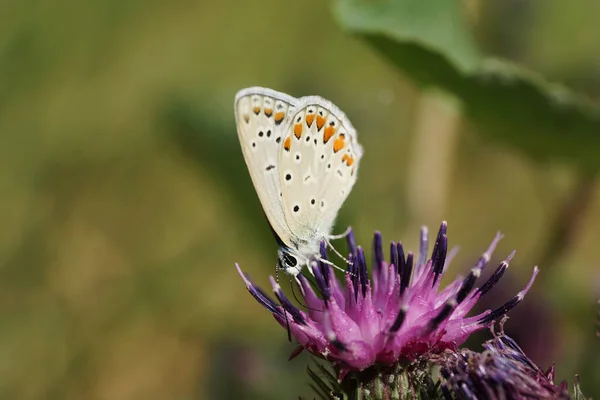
(234, 87, 363, 276)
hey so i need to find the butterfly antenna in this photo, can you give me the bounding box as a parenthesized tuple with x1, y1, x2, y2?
(290, 277, 305, 306)
(275, 261, 280, 284)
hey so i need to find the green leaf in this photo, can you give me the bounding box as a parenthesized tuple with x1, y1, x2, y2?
(334, 0, 600, 170)
(336, 0, 482, 73)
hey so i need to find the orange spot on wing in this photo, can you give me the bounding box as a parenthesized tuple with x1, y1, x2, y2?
(333, 134, 345, 153)
(283, 136, 291, 151)
(274, 112, 285, 123)
(264, 108, 273, 117)
(323, 126, 335, 143)
(316, 115, 326, 130)
(341, 154, 354, 166)
(294, 124, 302, 139)
(305, 114, 315, 127)
(253, 106, 260, 115)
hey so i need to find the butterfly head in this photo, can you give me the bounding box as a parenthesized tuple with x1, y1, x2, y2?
(277, 247, 307, 277)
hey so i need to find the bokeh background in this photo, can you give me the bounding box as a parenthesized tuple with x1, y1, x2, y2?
(1, 0, 600, 399)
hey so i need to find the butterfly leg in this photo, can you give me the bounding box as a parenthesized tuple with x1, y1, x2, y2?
(327, 226, 352, 240)
(324, 239, 354, 267)
(318, 256, 355, 277)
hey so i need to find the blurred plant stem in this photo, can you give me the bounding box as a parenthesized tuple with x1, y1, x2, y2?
(406, 90, 461, 229)
(538, 170, 598, 277)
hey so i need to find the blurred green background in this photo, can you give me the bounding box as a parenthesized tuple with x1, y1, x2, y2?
(1, 0, 599, 399)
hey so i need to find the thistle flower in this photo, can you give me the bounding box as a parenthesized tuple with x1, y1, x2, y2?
(438, 326, 570, 399)
(236, 222, 538, 396)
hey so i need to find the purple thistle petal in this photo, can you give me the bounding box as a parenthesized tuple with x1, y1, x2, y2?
(396, 242, 406, 280)
(479, 267, 539, 325)
(350, 252, 359, 299)
(319, 240, 328, 261)
(318, 241, 331, 285)
(382, 264, 399, 316)
(273, 313, 328, 351)
(410, 261, 438, 304)
(270, 276, 307, 325)
(236, 224, 538, 380)
(432, 233, 448, 287)
(252, 285, 284, 317)
(425, 298, 458, 334)
(417, 226, 429, 271)
(436, 278, 463, 307)
(389, 304, 408, 333)
(343, 274, 360, 321)
(474, 232, 503, 271)
(356, 285, 380, 342)
(339, 340, 374, 370)
(372, 259, 389, 311)
(327, 264, 346, 310)
(442, 245, 460, 273)
(390, 241, 398, 275)
(432, 222, 447, 252)
(400, 252, 413, 296)
(455, 272, 478, 305)
(454, 234, 509, 305)
(373, 231, 384, 273)
(320, 263, 333, 289)
(452, 233, 506, 304)
(312, 262, 331, 303)
(357, 247, 368, 298)
(442, 317, 488, 344)
(344, 273, 367, 323)
(346, 229, 357, 259)
(327, 293, 364, 344)
(236, 264, 283, 317)
(454, 293, 487, 322)
(430, 222, 448, 278)
(347, 253, 355, 276)
(297, 274, 326, 323)
(476, 250, 515, 297)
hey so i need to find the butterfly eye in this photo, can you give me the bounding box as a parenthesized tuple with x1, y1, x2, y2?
(284, 253, 297, 267)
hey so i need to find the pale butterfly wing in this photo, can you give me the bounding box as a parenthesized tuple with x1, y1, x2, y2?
(278, 96, 363, 249)
(234, 87, 298, 245)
